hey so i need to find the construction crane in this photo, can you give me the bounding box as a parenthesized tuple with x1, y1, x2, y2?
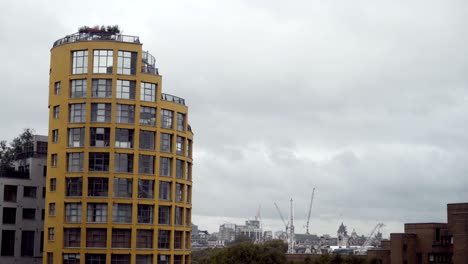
(274, 202, 289, 235)
(354, 223, 385, 255)
(288, 198, 296, 254)
(305, 188, 315, 235)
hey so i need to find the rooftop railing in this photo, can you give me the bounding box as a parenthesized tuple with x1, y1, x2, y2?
(53, 32, 140, 47)
(161, 93, 185, 106)
(141, 65, 159, 75)
(142, 51, 156, 66)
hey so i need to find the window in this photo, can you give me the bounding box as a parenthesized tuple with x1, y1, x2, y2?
(115, 128, 134, 148)
(68, 128, 84, 147)
(70, 79, 87, 98)
(140, 82, 156, 102)
(54, 81, 61, 95)
(86, 229, 107, 248)
(52, 129, 59, 142)
(111, 254, 131, 264)
(117, 51, 137, 75)
(137, 230, 153, 249)
(185, 208, 191, 226)
(114, 153, 133, 173)
(175, 207, 183, 225)
(2, 208, 16, 224)
(66, 178, 82, 197)
(136, 255, 153, 264)
(186, 162, 192, 180)
(90, 127, 110, 147)
(69, 103, 86, 123)
(48, 253, 54, 264)
(1, 230, 15, 256)
(139, 155, 154, 174)
(87, 203, 108, 223)
(63, 253, 80, 264)
(113, 178, 132, 198)
(139, 130, 155, 150)
(91, 103, 111, 122)
(137, 204, 153, 224)
(158, 206, 170, 225)
(93, 50, 113, 73)
(50, 178, 56, 192)
(158, 230, 170, 249)
(174, 231, 183, 249)
(138, 179, 154, 199)
(116, 104, 135, 124)
(72, 50, 88, 74)
(161, 109, 173, 129)
(49, 203, 56, 216)
(177, 113, 185, 131)
(68, 152, 84, 172)
(24, 186, 37, 198)
(160, 133, 172, 152)
(112, 203, 132, 223)
(159, 157, 171, 176)
(89, 152, 110, 171)
(174, 255, 183, 264)
(88, 178, 108, 197)
(3, 185, 17, 202)
(140, 106, 156, 126)
(53, 105, 60, 119)
(187, 139, 192, 157)
(21, 231, 34, 256)
(186, 186, 191, 204)
(176, 136, 184, 155)
(112, 229, 131, 248)
(65, 203, 82, 223)
(92, 79, 112, 98)
(42, 209, 45, 220)
(159, 181, 171, 201)
(176, 159, 184, 178)
(51, 153, 58, 167)
(176, 184, 183, 202)
(85, 254, 106, 264)
(116, 79, 136, 99)
(48, 228, 54, 241)
(158, 255, 170, 264)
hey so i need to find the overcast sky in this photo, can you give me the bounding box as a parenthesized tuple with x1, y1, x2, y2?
(1, 0, 467, 237)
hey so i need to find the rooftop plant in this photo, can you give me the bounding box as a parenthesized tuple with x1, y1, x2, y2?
(78, 25, 121, 34)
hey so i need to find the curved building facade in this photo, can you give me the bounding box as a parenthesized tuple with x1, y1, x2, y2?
(44, 32, 193, 264)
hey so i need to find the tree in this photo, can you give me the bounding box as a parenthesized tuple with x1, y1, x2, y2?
(0, 128, 34, 172)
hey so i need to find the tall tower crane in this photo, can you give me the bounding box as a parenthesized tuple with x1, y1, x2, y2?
(274, 202, 289, 235)
(354, 223, 385, 255)
(288, 198, 296, 254)
(305, 188, 315, 235)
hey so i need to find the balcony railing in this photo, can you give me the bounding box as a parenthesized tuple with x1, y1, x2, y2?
(161, 93, 185, 106)
(53, 32, 140, 47)
(142, 51, 156, 66)
(141, 65, 159, 75)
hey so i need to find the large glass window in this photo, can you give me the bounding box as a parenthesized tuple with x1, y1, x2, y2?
(137, 204, 153, 224)
(114, 153, 133, 173)
(137, 230, 153, 249)
(53, 105, 60, 119)
(176, 136, 184, 155)
(85, 254, 106, 264)
(72, 50, 88, 74)
(21, 231, 34, 256)
(111, 254, 131, 264)
(88, 178, 108, 197)
(177, 113, 185, 131)
(65, 203, 82, 223)
(138, 179, 154, 199)
(69, 103, 86, 123)
(112, 229, 131, 248)
(116, 80, 136, 99)
(174, 231, 183, 249)
(160, 133, 172, 152)
(89, 152, 110, 172)
(63, 228, 81, 248)
(159, 181, 171, 201)
(54, 81, 61, 95)
(176, 159, 184, 179)
(52, 128, 58, 142)
(175, 206, 183, 225)
(113, 178, 132, 198)
(86, 229, 107, 248)
(22, 208, 35, 220)
(158, 230, 170, 249)
(91, 103, 111, 122)
(112, 203, 132, 223)
(117, 51, 137, 75)
(67, 152, 84, 172)
(140, 82, 156, 102)
(90, 128, 110, 147)
(1, 230, 15, 256)
(158, 206, 170, 225)
(138, 155, 154, 174)
(140, 106, 156, 126)
(70, 79, 87, 98)
(66, 178, 83, 197)
(87, 203, 108, 223)
(116, 104, 135, 124)
(159, 157, 171, 176)
(176, 183, 183, 202)
(161, 109, 173, 129)
(92, 79, 112, 98)
(115, 128, 134, 148)
(93, 50, 113, 74)
(68, 128, 84, 147)
(63, 253, 80, 264)
(136, 255, 153, 264)
(139, 130, 155, 150)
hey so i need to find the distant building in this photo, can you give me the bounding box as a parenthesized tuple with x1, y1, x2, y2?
(218, 223, 236, 243)
(337, 222, 350, 248)
(0, 135, 47, 264)
(236, 219, 263, 242)
(367, 203, 468, 264)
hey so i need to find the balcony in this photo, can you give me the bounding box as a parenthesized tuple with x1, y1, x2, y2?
(161, 93, 185, 106)
(141, 51, 159, 76)
(53, 32, 140, 47)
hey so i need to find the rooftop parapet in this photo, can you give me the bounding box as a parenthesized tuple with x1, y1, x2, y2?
(53, 32, 140, 48)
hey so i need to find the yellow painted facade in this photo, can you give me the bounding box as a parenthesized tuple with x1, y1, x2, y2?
(44, 33, 193, 264)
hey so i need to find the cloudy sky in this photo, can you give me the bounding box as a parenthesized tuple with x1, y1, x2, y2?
(1, 0, 467, 237)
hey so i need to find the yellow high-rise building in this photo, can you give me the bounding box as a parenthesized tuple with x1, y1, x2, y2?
(44, 30, 193, 264)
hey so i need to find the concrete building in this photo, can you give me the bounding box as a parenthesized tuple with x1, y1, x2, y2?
(367, 203, 468, 264)
(0, 135, 48, 264)
(235, 220, 263, 243)
(44, 29, 193, 264)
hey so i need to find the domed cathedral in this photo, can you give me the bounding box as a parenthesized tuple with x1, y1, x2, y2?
(337, 222, 349, 248)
